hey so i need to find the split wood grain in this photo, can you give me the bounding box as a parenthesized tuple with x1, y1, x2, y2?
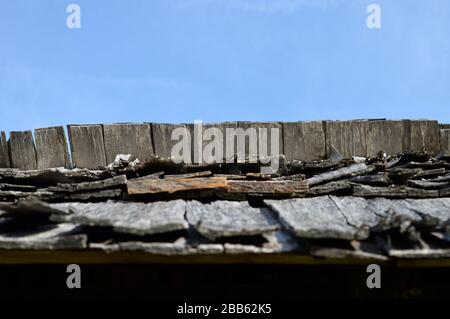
(68, 125, 107, 169)
(103, 123, 154, 164)
(0, 131, 10, 168)
(9, 131, 37, 170)
(34, 126, 70, 169)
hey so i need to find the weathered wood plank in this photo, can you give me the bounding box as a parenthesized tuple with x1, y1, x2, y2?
(47, 175, 127, 193)
(225, 180, 308, 196)
(51, 200, 188, 236)
(190, 122, 238, 163)
(440, 129, 450, 155)
(67, 125, 107, 169)
(186, 201, 279, 240)
(0, 131, 10, 168)
(366, 120, 404, 157)
(34, 126, 70, 169)
(306, 163, 373, 186)
(127, 176, 228, 195)
(103, 123, 153, 165)
(265, 196, 364, 240)
(325, 121, 354, 158)
(9, 131, 37, 170)
(237, 122, 283, 160)
(283, 121, 326, 161)
(151, 123, 191, 161)
(410, 120, 441, 154)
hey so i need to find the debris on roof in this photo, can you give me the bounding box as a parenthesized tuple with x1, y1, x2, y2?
(0, 148, 449, 264)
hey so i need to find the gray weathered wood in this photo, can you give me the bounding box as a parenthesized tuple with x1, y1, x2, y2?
(9, 131, 37, 170)
(151, 123, 192, 161)
(34, 126, 70, 169)
(306, 163, 373, 186)
(237, 122, 283, 160)
(366, 120, 405, 157)
(264, 196, 366, 240)
(190, 122, 238, 163)
(283, 121, 326, 161)
(0, 131, 10, 168)
(186, 200, 279, 240)
(103, 123, 154, 164)
(68, 125, 107, 169)
(410, 120, 440, 154)
(47, 175, 127, 193)
(51, 200, 188, 236)
(325, 120, 368, 158)
(440, 129, 450, 155)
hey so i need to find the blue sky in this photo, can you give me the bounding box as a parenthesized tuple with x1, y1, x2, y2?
(1, 0, 449, 133)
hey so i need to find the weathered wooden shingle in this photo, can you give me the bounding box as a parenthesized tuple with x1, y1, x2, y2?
(324, 120, 370, 158)
(440, 129, 450, 155)
(237, 122, 283, 160)
(151, 123, 192, 161)
(410, 120, 440, 154)
(67, 125, 107, 169)
(0, 131, 10, 168)
(9, 131, 37, 170)
(283, 121, 326, 161)
(51, 200, 188, 236)
(366, 120, 405, 157)
(264, 196, 364, 240)
(186, 200, 279, 240)
(103, 123, 154, 164)
(190, 122, 238, 163)
(34, 126, 70, 169)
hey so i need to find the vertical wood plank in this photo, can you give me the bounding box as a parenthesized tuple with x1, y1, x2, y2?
(410, 120, 441, 154)
(237, 122, 283, 159)
(440, 129, 450, 155)
(190, 122, 238, 163)
(9, 131, 37, 170)
(325, 120, 367, 158)
(68, 125, 107, 169)
(34, 126, 71, 169)
(283, 121, 326, 161)
(0, 131, 10, 168)
(351, 120, 368, 157)
(103, 123, 154, 164)
(151, 123, 191, 161)
(366, 120, 404, 157)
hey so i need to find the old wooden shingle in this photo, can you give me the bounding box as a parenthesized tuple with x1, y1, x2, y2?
(410, 120, 440, 154)
(151, 123, 192, 161)
(68, 125, 107, 169)
(264, 196, 365, 240)
(186, 200, 279, 240)
(366, 120, 405, 157)
(440, 129, 450, 155)
(51, 200, 188, 236)
(34, 126, 70, 169)
(283, 121, 326, 161)
(190, 122, 238, 163)
(324, 120, 368, 158)
(127, 176, 228, 195)
(0, 131, 10, 168)
(9, 131, 37, 170)
(103, 123, 154, 164)
(237, 122, 283, 160)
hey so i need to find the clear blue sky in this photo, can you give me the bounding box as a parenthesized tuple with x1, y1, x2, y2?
(1, 0, 449, 133)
